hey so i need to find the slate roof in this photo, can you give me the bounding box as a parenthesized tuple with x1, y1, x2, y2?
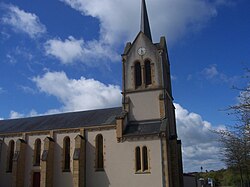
(124, 120, 164, 137)
(0, 107, 122, 134)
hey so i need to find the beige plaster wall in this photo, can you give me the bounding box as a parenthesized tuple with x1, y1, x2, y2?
(0, 136, 21, 187)
(128, 90, 161, 121)
(24, 134, 48, 187)
(86, 129, 163, 187)
(0, 128, 164, 187)
(53, 132, 78, 187)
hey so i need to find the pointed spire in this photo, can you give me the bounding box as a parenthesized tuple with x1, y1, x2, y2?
(140, 0, 152, 41)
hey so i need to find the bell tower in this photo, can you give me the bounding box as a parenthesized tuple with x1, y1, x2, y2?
(117, 1, 183, 186)
(122, 0, 174, 130)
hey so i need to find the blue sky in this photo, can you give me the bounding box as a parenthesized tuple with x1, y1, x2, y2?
(0, 0, 249, 172)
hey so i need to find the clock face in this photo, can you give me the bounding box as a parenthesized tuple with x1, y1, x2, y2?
(137, 47, 146, 56)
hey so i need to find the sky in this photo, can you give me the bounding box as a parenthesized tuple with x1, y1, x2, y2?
(0, 0, 249, 172)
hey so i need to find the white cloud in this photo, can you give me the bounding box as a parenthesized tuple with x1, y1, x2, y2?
(9, 109, 38, 119)
(175, 103, 225, 172)
(60, 0, 219, 45)
(5, 46, 33, 65)
(45, 36, 84, 64)
(44, 36, 119, 64)
(202, 64, 219, 79)
(9, 110, 24, 119)
(19, 85, 36, 94)
(2, 4, 46, 38)
(32, 71, 122, 112)
(200, 64, 239, 84)
(28, 109, 38, 117)
(44, 0, 230, 64)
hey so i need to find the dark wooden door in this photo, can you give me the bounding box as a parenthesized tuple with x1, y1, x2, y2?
(33, 172, 40, 187)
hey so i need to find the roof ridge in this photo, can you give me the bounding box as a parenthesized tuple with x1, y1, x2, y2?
(0, 106, 122, 122)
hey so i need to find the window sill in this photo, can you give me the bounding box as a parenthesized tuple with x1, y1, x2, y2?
(33, 164, 40, 167)
(95, 168, 104, 172)
(135, 171, 151, 174)
(62, 169, 71, 172)
(145, 83, 152, 87)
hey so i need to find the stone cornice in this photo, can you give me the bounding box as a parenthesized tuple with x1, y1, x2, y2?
(0, 124, 116, 137)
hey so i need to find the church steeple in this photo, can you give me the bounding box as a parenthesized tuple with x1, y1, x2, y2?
(140, 0, 152, 41)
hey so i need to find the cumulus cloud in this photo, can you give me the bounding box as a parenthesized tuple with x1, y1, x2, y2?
(0, 1, 232, 65)
(9, 110, 24, 119)
(60, 0, 219, 45)
(43, 0, 230, 64)
(175, 103, 225, 172)
(44, 36, 83, 64)
(9, 109, 38, 119)
(1, 4, 46, 38)
(44, 36, 119, 64)
(32, 71, 122, 112)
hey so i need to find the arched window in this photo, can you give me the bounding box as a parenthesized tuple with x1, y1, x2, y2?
(142, 146, 149, 171)
(144, 60, 152, 85)
(63, 137, 70, 171)
(6, 140, 15, 172)
(135, 146, 141, 172)
(95, 134, 104, 170)
(33, 139, 41, 166)
(135, 146, 149, 173)
(135, 62, 142, 87)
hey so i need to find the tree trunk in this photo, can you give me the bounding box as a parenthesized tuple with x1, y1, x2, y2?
(239, 165, 244, 187)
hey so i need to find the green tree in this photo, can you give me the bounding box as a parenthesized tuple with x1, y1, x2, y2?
(217, 69, 250, 187)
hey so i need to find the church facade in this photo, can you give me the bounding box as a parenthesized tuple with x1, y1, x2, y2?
(0, 1, 183, 187)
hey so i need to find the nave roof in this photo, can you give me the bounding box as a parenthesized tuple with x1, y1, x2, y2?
(0, 107, 122, 134)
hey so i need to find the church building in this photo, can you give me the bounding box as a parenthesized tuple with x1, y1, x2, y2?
(0, 1, 183, 186)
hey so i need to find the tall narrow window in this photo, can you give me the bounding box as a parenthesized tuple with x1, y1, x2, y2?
(33, 139, 41, 166)
(144, 60, 152, 85)
(135, 62, 142, 87)
(135, 146, 141, 172)
(142, 146, 149, 171)
(95, 134, 104, 170)
(63, 137, 70, 171)
(6, 140, 14, 172)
